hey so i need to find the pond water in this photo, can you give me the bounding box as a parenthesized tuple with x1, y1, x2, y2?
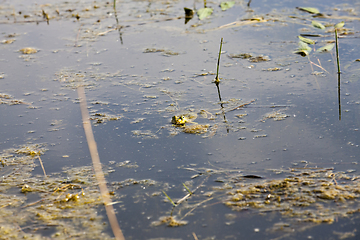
(1, 0, 360, 239)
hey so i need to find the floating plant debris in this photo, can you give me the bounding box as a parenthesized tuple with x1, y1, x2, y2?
(19, 47, 37, 54)
(228, 53, 253, 59)
(90, 112, 122, 124)
(223, 167, 360, 225)
(183, 124, 210, 134)
(249, 55, 270, 62)
(261, 110, 289, 122)
(0, 93, 27, 105)
(143, 48, 179, 56)
(0, 145, 117, 239)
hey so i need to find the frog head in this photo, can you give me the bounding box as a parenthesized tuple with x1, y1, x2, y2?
(171, 115, 188, 125)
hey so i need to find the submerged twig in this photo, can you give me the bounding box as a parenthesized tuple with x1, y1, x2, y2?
(74, 24, 83, 47)
(208, 18, 268, 32)
(78, 87, 125, 240)
(225, 99, 256, 113)
(37, 155, 47, 178)
(180, 197, 213, 221)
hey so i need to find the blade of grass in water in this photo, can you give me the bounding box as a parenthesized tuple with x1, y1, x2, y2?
(163, 190, 176, 206)
(183, 183, 192, 195)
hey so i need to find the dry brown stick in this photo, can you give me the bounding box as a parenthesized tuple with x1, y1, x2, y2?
(192, 232, 199, 240)
(77, 86, 125, 240)
(21, 199, 45, 209)
(37, 155, 47, 177)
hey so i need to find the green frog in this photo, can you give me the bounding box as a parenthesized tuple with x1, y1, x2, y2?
(171, 112, 211, 134)
(171, 113, 198, 125)
(171, 115, 188, 125)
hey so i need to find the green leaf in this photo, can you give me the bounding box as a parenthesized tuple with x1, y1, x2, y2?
(312, 20, 325, 30)
(197, 8, 213, 20)
(298, 36, 316, 45)
(220, 1, 235, 11)
(298, 41, 312, 52)
(334, 21, 345, 29)
(296, 7, 320, 14)
(316, 43, 335, 53)
(294, 41, 312, 57)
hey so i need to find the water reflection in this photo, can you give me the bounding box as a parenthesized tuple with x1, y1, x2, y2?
(113, 0, 123, 44)
(338, 72, 341, 120)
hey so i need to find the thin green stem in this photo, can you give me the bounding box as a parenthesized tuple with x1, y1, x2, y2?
(215, 38, 223, 83)
(335, 28, 340, 74)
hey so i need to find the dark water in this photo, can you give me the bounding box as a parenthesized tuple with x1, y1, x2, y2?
(1, 0, 360, 239)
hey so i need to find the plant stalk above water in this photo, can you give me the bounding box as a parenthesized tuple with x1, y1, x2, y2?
(335, 28, 340, 74)
(214, 38, 223, 84)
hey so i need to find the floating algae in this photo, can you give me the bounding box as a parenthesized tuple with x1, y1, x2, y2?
(150, 216, 188, 227)
(159, 164, 360, 238)
(19, 47, 37, 54)
(0, 144, 118, 239)
(183, 124, 210, 134)
(222, 167, 360, 225)
(0, 93, 28, 105)
(90, 112, 122, 124)
(143, 48, 179, 56)
(261, 110, 289, 122)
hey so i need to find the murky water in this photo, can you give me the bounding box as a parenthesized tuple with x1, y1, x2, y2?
(1, 0, 360, 239)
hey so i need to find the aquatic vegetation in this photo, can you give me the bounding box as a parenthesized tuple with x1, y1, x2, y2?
(90, 112, 122, 124)
(1, 0, 360, 239)
(263, 67, 281, 71)
(150, 216, 188, 227)
(183, 124, 210, 134)
(249, 55, 270, 62)
(143, 48, 179, 56)
(19, 47, 37, 54)
(161, 165, 360, 237)
(261, 110, 289, 122)
(0, 93, 27, 105)
(1, 39, 15, 44)
(0, 145, 119, 239)
(132, 130, 159, 139)
(222, 167, 360, 224)
(228, 53, 253, 59)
